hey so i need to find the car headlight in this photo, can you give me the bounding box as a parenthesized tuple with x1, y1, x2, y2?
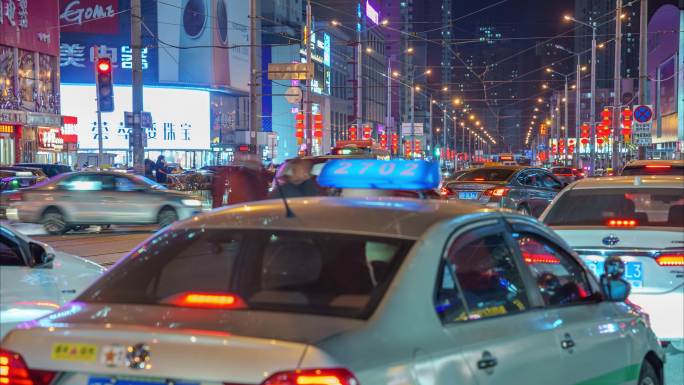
(181, 199, 202, 207)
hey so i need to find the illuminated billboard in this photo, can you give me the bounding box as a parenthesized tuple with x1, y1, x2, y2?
(60, 85, 210, 150)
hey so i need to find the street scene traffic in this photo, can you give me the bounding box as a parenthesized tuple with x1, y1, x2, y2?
(1, 0, 683, 384)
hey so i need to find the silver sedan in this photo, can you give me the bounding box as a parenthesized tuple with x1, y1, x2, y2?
(6, 171, 202, 234)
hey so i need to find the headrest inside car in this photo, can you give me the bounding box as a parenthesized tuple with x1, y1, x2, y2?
(261, 240, 322, 290)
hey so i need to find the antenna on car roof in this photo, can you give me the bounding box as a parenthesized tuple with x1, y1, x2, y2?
(273, 176, 295, 218)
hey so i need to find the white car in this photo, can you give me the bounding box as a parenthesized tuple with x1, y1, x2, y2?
(0, 224, 105, 337)
(540, 175, 684, 349)
(0, 160, 665, 385)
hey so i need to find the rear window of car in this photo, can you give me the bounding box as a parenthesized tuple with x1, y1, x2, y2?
(543, 188, 684, 227)
(79, 229, 413, 319)
(621, 165, 684, 176)
(552, 168, 573, 175)
(459, 168, 515, 182)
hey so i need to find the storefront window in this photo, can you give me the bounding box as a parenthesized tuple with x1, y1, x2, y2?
(19, 50, 35, 106)
(38, 55, 56, 113)
(0, 46, 15, 110)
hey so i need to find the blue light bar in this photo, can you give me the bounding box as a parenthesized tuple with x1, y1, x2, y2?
(318, 159, 440, 190)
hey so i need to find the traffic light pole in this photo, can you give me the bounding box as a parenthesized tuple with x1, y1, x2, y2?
(131, 0, 144, 172)
(97, 110, 103, 167)
(612, 0, 623, 170)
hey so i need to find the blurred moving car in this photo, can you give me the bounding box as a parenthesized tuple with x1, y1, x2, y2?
(14, 163, 72, 178)
(0, 159, 665, 385)
(5, 171, 203, 234)
(620, 159, 684, 176)
(550, 167, 581, 185)
(541, 175, 684, 350)
(0, 168, 49, 219)
(0, 225, 104, 337)
(442, 166, 565, 216)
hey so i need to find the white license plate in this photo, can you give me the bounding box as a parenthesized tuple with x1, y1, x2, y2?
(458, 191, 479, 200)
(88, 377, 198, 385)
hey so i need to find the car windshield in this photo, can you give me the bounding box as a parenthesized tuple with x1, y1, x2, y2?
(459, 168, 515, 182)
(621, 165, 684, 176)
(79, 229, 413, 319)
(133, 175, 167, 190)
(543, 188, 684, 227)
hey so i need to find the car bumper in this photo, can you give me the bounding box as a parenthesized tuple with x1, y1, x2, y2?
(176, 206, 202, 220)
(630, 288, 684, 341)
(5, 207, 19, 221)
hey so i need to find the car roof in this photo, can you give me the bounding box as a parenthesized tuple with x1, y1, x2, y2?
(624, 159, 684, 167)
(177, 197, 498, 239)
(568, 175, 684, 189)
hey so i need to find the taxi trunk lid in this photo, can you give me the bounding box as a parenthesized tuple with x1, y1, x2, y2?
(551, 226, 684, 294)
(2, 303, 362, 383)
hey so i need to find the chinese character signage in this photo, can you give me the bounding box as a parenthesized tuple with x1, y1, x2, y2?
(0, 0, 60, 56)
(61, 84, 210, 150)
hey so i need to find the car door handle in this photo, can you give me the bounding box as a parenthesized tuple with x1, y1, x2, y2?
(101, 196, 116, 200)
(61, 289, 76, 294)
(477, 351, 498, 370)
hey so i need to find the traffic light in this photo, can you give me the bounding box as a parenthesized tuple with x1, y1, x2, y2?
(434, 147, 441, 158)
(96, 58, 114, 112)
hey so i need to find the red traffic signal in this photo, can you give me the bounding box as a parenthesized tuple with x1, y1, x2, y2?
(95, 58, 114, 112)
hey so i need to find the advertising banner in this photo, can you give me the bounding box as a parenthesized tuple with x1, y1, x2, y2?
(61, 84, 210, 150)
(0, 0, 60, 56)
(59, 0, 158, 84)
(157, 0, 249, 91)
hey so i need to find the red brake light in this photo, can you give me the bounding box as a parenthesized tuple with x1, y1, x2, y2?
(439, 187, 453, 196)
(261, 368, 359, 385)
(164, 292, 247, 309)
(8, 192, 22, 201)
(655, 254, 684, 266)
(606, 219, 638, 227)
(645, 165, 671, 169)
(523, 252, 560, 264)
(0, 349, 56, 385)
(473, 177, 485, 181)
(483, 187, 509, 197)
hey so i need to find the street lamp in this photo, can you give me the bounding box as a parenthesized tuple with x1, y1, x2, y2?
(547, 67, 572, 166)
(565, 14, 597, 174)
(553, 43, 582, 167)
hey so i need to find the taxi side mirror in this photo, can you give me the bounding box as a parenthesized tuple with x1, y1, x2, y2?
(29, 242, 54, 268)
(600, 256, 631, 301)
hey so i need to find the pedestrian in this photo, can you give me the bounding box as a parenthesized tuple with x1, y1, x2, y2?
(268, 158, 319, 199)
(144, 159, 155, 180)
(155, 155, 168, 184)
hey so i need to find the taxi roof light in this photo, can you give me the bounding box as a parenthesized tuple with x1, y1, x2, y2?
(318, 159, 440, 191)
(0, 349, 56, 385)
(261, 368, 358, 385)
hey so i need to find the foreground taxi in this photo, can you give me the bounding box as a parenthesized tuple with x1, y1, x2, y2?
(541, 175, 684, 350)
(1, 160, 665, 385)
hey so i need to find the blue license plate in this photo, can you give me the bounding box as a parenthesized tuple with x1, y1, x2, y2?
(586, 261, 643, 288)
(89, 378, 198, 385)
(458, 191, 479, 200)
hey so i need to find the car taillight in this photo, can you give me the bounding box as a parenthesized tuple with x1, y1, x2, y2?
(261, 368, 359, 385)
(439, 187, 454, 197)
(606, 219, 637, 227)
(163, 292, 247, 309)
(655, 253, 684, 266)
(0, 348, 56, 385)
(482, 187, 509, 197)
(645, 165, 671, 169)
(7, 192, 22, 201)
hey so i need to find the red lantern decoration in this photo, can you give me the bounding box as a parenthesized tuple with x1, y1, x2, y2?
(313, 114, 323, 138)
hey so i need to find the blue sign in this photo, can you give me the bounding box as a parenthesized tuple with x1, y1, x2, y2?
(633, 105, 653, 123)
(318, 159, 441, 190)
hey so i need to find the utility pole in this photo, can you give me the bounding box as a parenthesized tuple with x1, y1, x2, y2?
(304, 0, 313, 155)
(428, 96, 433, 154)
(356, 7, 363, 131)
(564, 77, 569, 166)
(589, 24, 597, 175)
(250, 0, 259, 153)
(131, 0, 144, 171)
(410, 75, 415, 159)
(575, 55, 581, 167)
(612, 0, 623, 170)
(638, 0, 648, 159)
(443, 108, 447, 165)
(387, 58, 392, 156)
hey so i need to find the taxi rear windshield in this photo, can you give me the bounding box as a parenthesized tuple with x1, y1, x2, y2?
(79, 229, 413, 319)
(543, 188, 684, 227)
(459, 168, 515, 182)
